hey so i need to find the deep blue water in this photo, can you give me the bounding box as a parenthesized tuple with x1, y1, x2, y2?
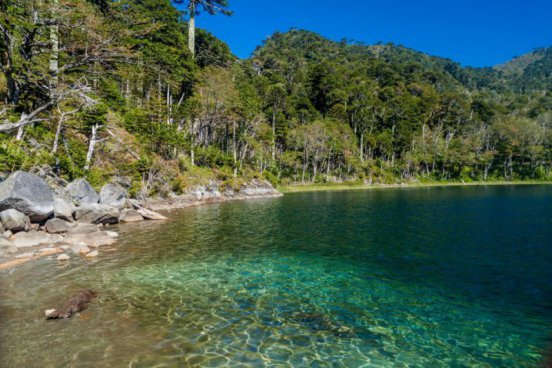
(1, 185, 551, 367)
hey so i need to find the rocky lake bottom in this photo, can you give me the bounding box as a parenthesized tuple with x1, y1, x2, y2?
(1, 186, 552, 367)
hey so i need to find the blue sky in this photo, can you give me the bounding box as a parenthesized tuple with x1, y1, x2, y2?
(178, 0, 552, 67)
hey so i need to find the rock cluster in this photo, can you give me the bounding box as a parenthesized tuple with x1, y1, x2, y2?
(0, 171, 167, 259)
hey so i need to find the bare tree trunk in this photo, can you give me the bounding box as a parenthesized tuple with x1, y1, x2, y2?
(360, 132, 364, 162)
(232, 120, 237, 177)
(272, 111, 276, 161)
(49, 0, 59, 96)
(52, 115, 63, 154)
(188, 2, 196, 57)
(190, 118, 195, 166)
(85, 124, 101, 171)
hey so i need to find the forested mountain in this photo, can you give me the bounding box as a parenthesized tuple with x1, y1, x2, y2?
(497, 47, 552, 92)
(0, 0, 551, 197)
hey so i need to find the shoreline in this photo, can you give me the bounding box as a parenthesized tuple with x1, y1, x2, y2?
(278, 180, 552, 193)
(142, 192, 283, 212)
(3, 179, 551, 271)
(0, 189, 283, 271)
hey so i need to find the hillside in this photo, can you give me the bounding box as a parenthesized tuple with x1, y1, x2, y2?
(0, 1, 551, 197)
(496, 47, 552, 92)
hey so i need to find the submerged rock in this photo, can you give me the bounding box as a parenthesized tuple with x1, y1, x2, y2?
(65, 230, 116, 247)
(0, 236, 15, 249)
(66, 179, 99, 205)
(74, 204, 120, 224)
(0, 171, 55, 222)
(99, 184, 127, 209)
(45, 289, 97, 319)
(70, 243, 90, 255)
(10, 230, 56, 248)
(290, 312, 356, 338)
(0, 209, 29, 233)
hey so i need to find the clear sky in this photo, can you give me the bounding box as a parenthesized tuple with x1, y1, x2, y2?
(180, 0, 552, 67)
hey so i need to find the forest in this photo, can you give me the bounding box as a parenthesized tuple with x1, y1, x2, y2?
(1, 0, 551, 198)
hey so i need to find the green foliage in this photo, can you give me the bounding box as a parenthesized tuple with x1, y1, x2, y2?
(0, 2, 551, 195)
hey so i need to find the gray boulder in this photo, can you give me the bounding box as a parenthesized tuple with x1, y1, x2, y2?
(128, 200, 167, 220)
(45, 218, 73, 234)
(119, 209, 144, 223)
(0, 171, 55, 221)
(0, 209, 29, 232)
(99, 184, 127, 209)
(136, 207, 167, 221)
(11, 230, 53, 248)
(74, 204, 120, 224)
(53, 197, 75, 222)
(66, 179, 99, 205)
(67, 224, 102, 235)
(0, 221, 4, 234)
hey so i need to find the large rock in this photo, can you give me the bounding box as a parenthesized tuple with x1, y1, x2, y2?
(66, 179, 99, 205)
(137, 207, 167, 221)
(53, 197, 75, 222)
(65, 231, 116, 247)
(118, 209, 144, 223)
(45, 218, 73, 234)
(74, 204, 120, 224)
(10, 230, 55, 248)
(99, 184, 127, 209)
(0, 209, 29, 232)
(0, 171, 54, 221)
(67, 224, 102, 235)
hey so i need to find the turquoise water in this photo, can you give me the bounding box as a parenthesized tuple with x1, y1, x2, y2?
(1, 185, 552, 367)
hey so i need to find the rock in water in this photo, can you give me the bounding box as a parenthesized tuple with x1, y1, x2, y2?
(45, 218, 73, 234)
(53, 197, 75, 222)
(0, 171, 54, 222)
(57, 254, 70, 261)
(85, 250, 99, 258)
(45, 290, 97, 319)
(99, 184, 127, 209)
(118, 209, 144, 223)
(66, 179, 99, 205)
(0, 209, 29, 232)
(10, 230, 54, 248)
(74, 204, 120, 224)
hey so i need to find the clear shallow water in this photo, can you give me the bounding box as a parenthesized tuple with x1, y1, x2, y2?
(1, 185, 552, 367)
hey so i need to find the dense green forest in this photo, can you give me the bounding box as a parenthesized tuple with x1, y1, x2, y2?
(1, 0, 551, 197)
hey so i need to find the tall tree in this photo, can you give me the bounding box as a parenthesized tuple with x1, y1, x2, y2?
(173, 0, 231, 58)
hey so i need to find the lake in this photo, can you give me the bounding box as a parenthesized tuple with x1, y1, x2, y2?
(1, 185, 551, 367)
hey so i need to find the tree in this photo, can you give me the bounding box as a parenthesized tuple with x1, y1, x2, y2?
(172, 0, 231, 58)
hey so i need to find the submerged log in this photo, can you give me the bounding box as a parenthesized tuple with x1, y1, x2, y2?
(45, 289, 97, 319)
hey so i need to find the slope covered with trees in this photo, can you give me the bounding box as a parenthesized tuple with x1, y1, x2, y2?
(0, 1, 551, 198)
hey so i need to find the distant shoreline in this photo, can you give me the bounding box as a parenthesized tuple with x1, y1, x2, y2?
(279, 180, 552, 193)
